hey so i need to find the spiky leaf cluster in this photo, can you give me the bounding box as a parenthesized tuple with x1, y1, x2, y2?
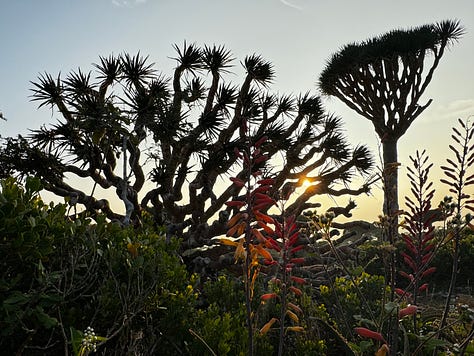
(319, 19, 464, 138)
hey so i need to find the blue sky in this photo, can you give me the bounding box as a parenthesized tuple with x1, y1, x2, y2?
(1, 0, 473, 220)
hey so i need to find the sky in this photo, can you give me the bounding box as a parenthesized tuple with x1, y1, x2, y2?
(1, 0, 473, 222)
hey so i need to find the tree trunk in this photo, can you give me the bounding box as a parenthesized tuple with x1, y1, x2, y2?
(382, 138, 399, 238)
(382, 137, 400, 356)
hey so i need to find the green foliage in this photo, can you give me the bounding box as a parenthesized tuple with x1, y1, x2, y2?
(0, 178, 282, 354)
(1, 177, 66, 350)
(1, 120, 473, 355)
(319, 272, 386, 337)
(0, 177, 194, 354)
(431, 229, 474, 290)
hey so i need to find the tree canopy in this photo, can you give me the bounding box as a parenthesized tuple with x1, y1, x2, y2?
(0, 43, 373, 246)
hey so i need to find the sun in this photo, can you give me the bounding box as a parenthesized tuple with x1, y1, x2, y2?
(302, 179, 312, 188)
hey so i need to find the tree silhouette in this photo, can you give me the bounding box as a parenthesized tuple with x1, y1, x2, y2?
(0, 43, 373, 247)
(319, 20, 464, 238)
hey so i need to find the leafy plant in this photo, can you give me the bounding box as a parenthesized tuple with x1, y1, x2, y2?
(438, 118, 474, 349)
(398, 151, 437, 309)
(220, 118, 312, 355)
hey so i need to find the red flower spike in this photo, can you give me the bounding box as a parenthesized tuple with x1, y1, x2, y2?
(254, 210, 275, 224)
(253, 196, 275, 207)
(261, 293, 278, 301)
(227, 213, 243, 228)
(289, 286, 302, 296)
(394, 288, 412, 298)
(256, 244, 273, 260)
(399, 305, 417, 319)
(266, 238, 281, 251)
(230, 177, 245, 187)
(290, 258, 305, 264)
(421, 267, 436, 278)
(264, 259, 277, 266)
(254, 192, 273, 201)
(225, 201, 245, 208)
(255, 135, 268, 148)
(254, 155, 269, 164)
(423, 244, 435, 252)
(252, 170, 262, 177)
(421, 252, 432, 265)
(402, 236, 417, 254)
(275, 222, 282, 236)
(394, 288, 405, 296)
(290, 245, 305, 255)
(252, 148, 261, 157)
(253, 202, 273, 211)
(285, 215, 296, 227)
(401, 252, 417, 272)
(252, 229, 266, 243)
(287, 231, 299, 246)
(257, 178, 275, 185)
(291, 276, 306, 285)
(399, 271, 414, 282)
(354, 327, 387, 343)
(254, 185, 271, 193)
(257, 221, 275, 235)
(418, 283, 428, 292)
(234, 147, 242, 159)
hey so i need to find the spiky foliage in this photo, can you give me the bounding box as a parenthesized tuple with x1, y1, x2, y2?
(220, 135, 276, 356)
(439, 118, 474, 333)
(0, 43, 373, 248)
(220, 131, 308, 356)
(399, 151, 437, 309)
(319, 19, 464, 238)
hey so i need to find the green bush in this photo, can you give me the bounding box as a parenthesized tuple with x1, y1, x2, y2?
(0, 177, 279, 354)
(430, 228, 474, 292)
(319, 272, 386, 337)
(0, 177, 197, 354)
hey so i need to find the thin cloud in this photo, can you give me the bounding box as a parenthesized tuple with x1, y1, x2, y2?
(112, 0, 147, 8)
(439, 99, 474, 120)
(279, 0, 303, 11)
(421, 99, 474, 124)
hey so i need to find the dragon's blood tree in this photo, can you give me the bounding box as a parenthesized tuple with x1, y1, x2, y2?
(0, 44, 373, 251)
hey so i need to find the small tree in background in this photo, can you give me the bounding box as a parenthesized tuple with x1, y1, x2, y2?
(0, 43, 373, 248)
(319, 20, 464, 240)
